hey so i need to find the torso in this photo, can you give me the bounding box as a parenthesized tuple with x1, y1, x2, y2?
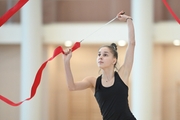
(94, 71, 136, 120)
(91, 68, 128, 94)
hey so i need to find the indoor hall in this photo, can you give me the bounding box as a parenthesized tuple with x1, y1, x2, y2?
(0, 0, 180, 120)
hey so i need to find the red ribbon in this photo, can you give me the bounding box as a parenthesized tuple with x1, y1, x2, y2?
(0, 42, 81, 106)
(0, 0, 29, 27)
(162, 0, 180, 24)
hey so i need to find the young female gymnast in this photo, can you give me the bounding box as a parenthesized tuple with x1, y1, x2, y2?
(63, 11, 136, 120)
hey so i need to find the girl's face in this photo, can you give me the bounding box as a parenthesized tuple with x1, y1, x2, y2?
(97, 47, 116, 69)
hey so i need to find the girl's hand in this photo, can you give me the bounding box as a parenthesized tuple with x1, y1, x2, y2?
(116, 11, 132, 22)
(63, 49, 72, 62)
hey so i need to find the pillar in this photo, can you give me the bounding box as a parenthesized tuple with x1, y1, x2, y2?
(20, 0, 43, 120)
(131, 0, 154, 120)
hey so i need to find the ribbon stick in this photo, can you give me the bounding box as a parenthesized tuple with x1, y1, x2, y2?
(0, 0, 29, 27)
(80, 16, 118, 42)
(0, 12, 124, 106)
(80, 12, 125, 42)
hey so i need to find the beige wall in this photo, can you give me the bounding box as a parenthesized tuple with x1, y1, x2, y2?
(161, 45, 180, 120)
(0, 45, 21, 120)
(0, 44, 180, 120)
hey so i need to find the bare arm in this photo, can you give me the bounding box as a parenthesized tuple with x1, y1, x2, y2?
(117, 11, 135, 83)
(63, 49, 95, 91)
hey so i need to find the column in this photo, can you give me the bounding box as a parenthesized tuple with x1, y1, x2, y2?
(20, 0, 43, 120)
(131, 0, 154, 120)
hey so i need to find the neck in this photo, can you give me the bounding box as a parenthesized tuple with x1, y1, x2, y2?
(102, 67, 114, 75)
(101, 69, 115, 82)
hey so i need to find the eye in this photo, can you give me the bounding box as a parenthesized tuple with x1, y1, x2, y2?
(103, 53, 108, 57)
(98, 53, 101, 56)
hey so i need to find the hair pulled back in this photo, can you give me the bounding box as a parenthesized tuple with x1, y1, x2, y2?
(101, 43, 118, 66)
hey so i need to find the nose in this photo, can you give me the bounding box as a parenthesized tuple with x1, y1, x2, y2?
(98, 55, 103, 60)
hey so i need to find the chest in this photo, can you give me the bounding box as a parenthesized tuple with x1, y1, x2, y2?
(95, 78, 128, 101)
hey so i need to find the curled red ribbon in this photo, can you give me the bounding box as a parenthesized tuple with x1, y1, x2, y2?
(162, 0, 180, 24)
(0, 42, 81, 106)
(0, 0, 29, 27)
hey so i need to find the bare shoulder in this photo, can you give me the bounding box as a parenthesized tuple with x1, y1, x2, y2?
(83, 76, 97, 93)
(83, 76, 97, 88)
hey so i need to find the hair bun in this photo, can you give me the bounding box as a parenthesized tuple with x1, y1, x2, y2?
(111, 43, 117, 51)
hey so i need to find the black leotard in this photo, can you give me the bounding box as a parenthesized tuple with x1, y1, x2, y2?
(94, 71, 136, 120)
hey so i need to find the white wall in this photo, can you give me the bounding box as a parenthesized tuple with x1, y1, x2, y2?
(0, 21, 180, 45)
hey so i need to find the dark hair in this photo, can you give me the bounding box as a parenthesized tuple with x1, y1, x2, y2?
(101, 43, 118, 67)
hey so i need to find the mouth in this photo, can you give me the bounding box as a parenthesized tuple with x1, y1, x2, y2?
(98, 61, 103, 64)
